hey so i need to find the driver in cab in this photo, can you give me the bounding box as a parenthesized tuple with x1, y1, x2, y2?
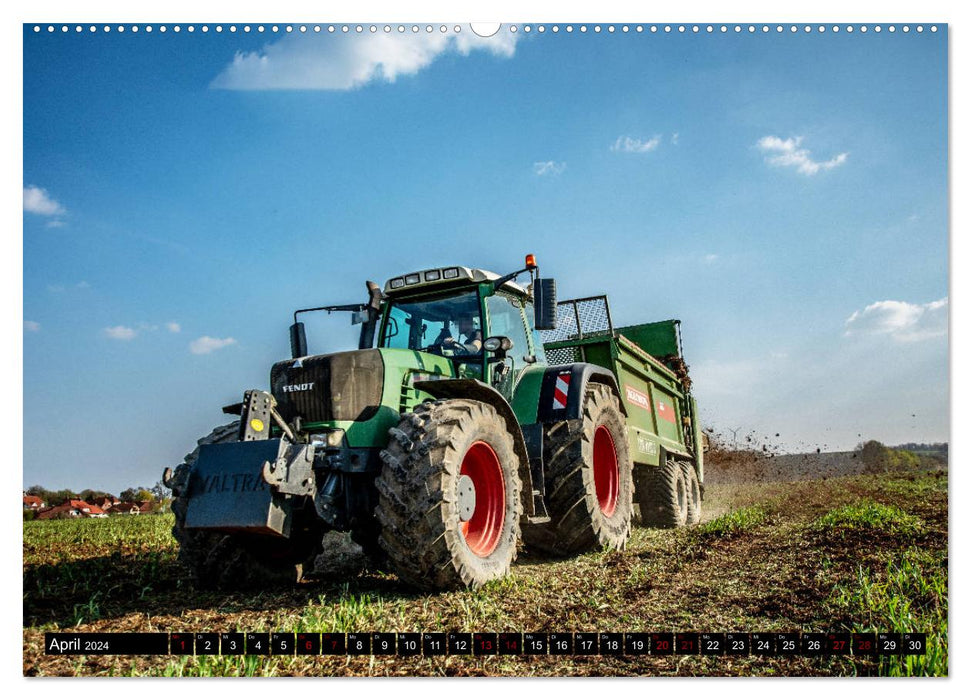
(441, 316, 482, 355)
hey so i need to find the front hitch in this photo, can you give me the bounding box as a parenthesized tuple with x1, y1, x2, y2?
(236, 389, 296, 442)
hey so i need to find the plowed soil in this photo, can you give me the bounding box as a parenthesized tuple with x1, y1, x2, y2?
(23, 451, 948, 677)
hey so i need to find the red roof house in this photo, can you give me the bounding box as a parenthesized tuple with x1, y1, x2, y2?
(109, 502, 140, 515)
(23, 494, 46, 510)
(36, 504, 82, 520)
(67, 499, 108, 518)
(95, 496, 119, 511)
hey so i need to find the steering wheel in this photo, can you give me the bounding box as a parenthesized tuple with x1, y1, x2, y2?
(422, 343, 451, 356)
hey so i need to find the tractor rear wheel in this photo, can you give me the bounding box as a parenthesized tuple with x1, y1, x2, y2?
(636, 460, 688, 528)
(524, 384, 633, 555)
(168, 423, 315, 590)
(681, 461, 702, 525)
(375, 399, 522, 590)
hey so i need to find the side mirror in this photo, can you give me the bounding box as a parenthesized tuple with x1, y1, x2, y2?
(289, 322, 308, 358)
(534, 277, 557, 330)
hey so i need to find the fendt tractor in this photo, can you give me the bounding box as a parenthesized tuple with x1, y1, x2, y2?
(163, 256, 705, 590)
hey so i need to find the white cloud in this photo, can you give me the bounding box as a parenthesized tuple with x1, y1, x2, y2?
(24, 320, 40, 332)
(211, 30, 520, 91)
(610, 135, 661, 153)
(190, 336, 237, 355)
(702, 253, 719, 265)
(533, 161, 565, 176)
(46, 219, 66, 229)
(756, 135, 848, 175)
(104, 326, 137, 341)
(166, 322, 181, 333)
(671, 132, 679, 145)
(844, 298, 948, 342)
(23, 185, 66, 216)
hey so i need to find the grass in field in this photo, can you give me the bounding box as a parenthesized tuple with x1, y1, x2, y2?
(813, 500, 924, 538)
(24, 515, 180, 628)
(691, 505, 768, 541)
(23, 470, 948, 677)
(829, 548, 947, 676)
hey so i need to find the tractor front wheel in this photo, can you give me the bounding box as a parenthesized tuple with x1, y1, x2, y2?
(375, 399, 522, 590)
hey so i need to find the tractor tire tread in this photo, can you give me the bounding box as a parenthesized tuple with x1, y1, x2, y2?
(375, 399, 522, 590)
(523, 384, 633, 556)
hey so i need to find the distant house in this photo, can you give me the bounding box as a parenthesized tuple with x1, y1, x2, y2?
(23, 494, 46, 510)
(36, 504, 81, 520)
(136, 501, 156, 514)
(95, 496, 119, 511)
(108, 502, 141, 515)
(67, 499, 108, 518)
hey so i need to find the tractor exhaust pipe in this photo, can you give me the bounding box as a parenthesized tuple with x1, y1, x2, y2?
(359, 280, 384, 349)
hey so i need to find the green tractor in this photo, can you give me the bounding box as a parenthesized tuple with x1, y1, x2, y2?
(164, 256, 703, 590)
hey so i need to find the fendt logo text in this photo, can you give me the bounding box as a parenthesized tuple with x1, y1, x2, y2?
(282, 382, 315, 393)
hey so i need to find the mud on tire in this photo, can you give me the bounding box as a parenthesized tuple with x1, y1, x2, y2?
(524, 384, 633, 555)
(375, 399, 522, 590)
(168, 422, 311, 590)
(636, 459, 688, 528)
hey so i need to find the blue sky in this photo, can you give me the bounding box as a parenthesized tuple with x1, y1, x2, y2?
(22, 22, 948, 493)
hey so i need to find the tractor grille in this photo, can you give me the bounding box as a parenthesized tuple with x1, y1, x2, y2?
(545, 345, 583, 365)
(270, 349, 384, 424)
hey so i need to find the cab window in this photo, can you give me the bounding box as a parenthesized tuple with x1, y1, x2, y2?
(381, 290, 482, 354)
(524, 300, 547, 363)
(485, 293, 531, 362)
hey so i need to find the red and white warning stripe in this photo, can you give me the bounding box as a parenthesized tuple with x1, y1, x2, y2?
(552, 372, 571, 410)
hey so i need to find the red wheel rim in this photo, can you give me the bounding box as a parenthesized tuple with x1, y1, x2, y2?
(459, 441, 506, 557)
(593, 425, 619, 516)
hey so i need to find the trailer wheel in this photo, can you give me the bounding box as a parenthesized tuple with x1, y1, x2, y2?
(636, 460, 688, 528)
(169, 422, 314, 590)
(681, 461, 702, 525)
(375, 399, 522, 590)
(524, 384, 633, 555)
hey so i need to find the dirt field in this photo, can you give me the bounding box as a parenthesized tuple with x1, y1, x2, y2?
(23, 452, 948, 677)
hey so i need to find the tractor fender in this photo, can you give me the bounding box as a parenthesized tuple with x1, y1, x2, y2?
(537, 363, 627, 424)
(413, 378, 535, 517)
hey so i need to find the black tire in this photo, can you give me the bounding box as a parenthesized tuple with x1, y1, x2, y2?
(681, 461, 702, 525)
(524, 384, 633, 555)
(636, 460, 688, 528)
(168, 422, 311, 590)
(375, 399, 522, 590)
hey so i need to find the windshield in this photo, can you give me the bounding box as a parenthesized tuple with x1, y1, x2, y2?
(382, 290, 482, 356)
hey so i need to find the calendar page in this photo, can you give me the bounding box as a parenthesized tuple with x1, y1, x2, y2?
(21, 8, 949, 680)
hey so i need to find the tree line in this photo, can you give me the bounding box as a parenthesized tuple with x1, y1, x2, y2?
(25, 480, 171, 508)
(858, 440, 946, 472)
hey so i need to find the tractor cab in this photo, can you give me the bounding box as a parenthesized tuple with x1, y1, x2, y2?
(376, 262, 556, 401)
